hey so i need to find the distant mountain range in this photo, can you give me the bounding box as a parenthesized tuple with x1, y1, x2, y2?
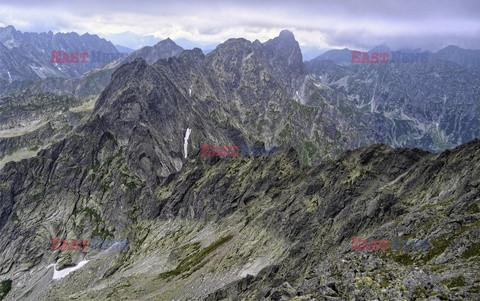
(0, 25, 122, 83)
(306, 45, 480, 152)
(0, 35, 185, 98)
(310, 45, 480, 70)
(114, 45, 134, 54)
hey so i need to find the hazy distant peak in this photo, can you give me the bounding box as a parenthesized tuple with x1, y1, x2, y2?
(1, 25, 17, 32)
(154, 37, 181, 48)
(278, 29, 295, 40)
(368, 45, 392, 53)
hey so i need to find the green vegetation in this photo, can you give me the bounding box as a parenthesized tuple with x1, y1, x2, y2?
(6, 146, 19, 156)
(279, 123, 292, 139)
(469, 286, 480, 294)
(301, 141, 318, 165)
(92, 160, 100, 173)
(104, 155, 116, 167)
(125, 181, 137, 190)
(101, 183, 110, 193)
(157, 234, 233, 280)
(422, 221, 480, 263)
(0, 279, 12, 300)
(60, 124, 73, 133)
(423, 234, 451, 263)
(92, 227, 113, 240)
(462, 243, 480, 259)
(442, 275, 466, 288)
(310, 92, 326, 105)
(466, 203, 480, 214)
(391, 253, 415, 265)
(32, 191, 45, 201)
(29, 144, 41, 152)
(10, 212, 18, 222)
(414, 285, 427, 297)
(104, 132, 116, 141)
(92, 148, 124, 177)
(73, 207, 101, 223)
(0, 93, 82, 113)
(418, 199, 453, 212)
(291, 99, 317, 114)
(422, 218, 435, 231)
(135, 232, 149, 248)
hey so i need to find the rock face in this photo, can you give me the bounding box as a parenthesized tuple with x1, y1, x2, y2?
(124, 38, 184, 65)
(0, 38, 185, 170)
(309, 48, 353, 66)
(306, 47, 480, 152)
(0, 25, 120, 82)
(432, 45, 480, 70)
(0, 36, 185, 98)
(261, 30, 307, 96)
(0, 30, 478, 300)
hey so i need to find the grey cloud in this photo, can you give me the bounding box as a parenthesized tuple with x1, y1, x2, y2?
(0, 0, 479, 51)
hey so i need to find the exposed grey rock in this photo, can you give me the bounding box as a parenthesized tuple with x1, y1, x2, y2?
(0, 30, 478, 301)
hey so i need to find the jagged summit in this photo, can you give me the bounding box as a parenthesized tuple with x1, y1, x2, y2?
(161, 37, 176, 44)
(278, 29, 295, 41)
(262, 30, 307, 95)
(123, 38, 184, 65)
(0, 25, 17, 32)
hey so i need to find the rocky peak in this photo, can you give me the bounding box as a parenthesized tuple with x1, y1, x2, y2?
(261, 30, 307, 95)
(125, 38, 184, 65)
(278, 29, 296, 42)
(163, 37, 175, 44)
(212, 38, 253, 52)
(177, 47, 204, 62)
(263, 30, 303, 61)
(0, 25, 17, 33)
(0, 25, 21, 48)
(93, 58, 151, 115)
(152, 38, 184, 53)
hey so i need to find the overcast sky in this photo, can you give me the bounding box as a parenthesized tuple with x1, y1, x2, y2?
(0, 0, 479, 52)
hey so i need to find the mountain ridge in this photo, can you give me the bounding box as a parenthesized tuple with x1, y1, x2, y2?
(0, 29, 478, 300)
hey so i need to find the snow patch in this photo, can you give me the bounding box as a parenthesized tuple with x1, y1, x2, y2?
(184, 128, 192, 158)
(239, 258, 269, 278)
(48, 260, 90, 280)
(29, 65, 52, 79)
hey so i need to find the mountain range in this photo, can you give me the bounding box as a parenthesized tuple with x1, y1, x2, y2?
(0, 25, 122, 83)
(0, 27, 478, 300)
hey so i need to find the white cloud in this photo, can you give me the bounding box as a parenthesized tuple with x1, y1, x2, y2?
(0, 0, 479, 51)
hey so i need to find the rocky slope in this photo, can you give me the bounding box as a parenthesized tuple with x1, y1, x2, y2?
(306, 50, 480, 152)
(0, 38, 184, 170)
(0, 25, 121, 82)
(0, 37, 184, 99)
(0, 92, 93, 168)
(0, 31, 478, 300)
